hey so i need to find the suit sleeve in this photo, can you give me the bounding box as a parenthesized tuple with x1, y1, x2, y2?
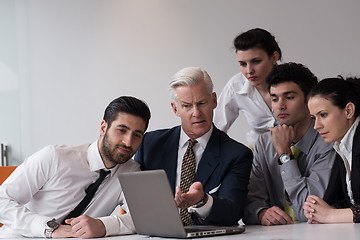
(200, 147, 253, 226)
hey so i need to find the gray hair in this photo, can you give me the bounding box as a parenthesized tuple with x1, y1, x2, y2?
(169, 67, 214, 102)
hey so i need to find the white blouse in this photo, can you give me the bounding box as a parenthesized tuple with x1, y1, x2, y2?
(333, 116, 360, 204)
(214, 72, 277, 148)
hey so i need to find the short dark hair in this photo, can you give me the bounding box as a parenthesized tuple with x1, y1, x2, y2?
(309, 76, 360, 118)
(233, 28, 282, 60)
(103, 96, 151, 131)
(266, 62, 318, 100)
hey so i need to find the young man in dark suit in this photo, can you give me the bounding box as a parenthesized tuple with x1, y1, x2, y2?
(135, 67, 253, 226)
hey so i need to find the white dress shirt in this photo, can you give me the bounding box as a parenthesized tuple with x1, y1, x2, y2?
(214, 72, 277, 148)
(333, 117, 360, 205)
(176, 126, 214, 219)
(0, 140, 140, 238)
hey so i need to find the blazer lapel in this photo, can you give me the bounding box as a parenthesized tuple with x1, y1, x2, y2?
(161, 126, 181, 193)
(351, 124, 360, 203)
(195, 126, 220, 188)
(337, 154, 349, 203)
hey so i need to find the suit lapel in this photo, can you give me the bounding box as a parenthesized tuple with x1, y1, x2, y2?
(351, 124, 360, 203)
(162, 126, 181, 193)
(337, 154, 349, 203)
(195, 126, 220, 188)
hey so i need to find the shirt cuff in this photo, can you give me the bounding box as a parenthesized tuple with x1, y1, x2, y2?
(31, 215, 52, 237)
(188, 194, 213, 219)
(256, 207, 268, 224)
(98, 214, 136, 236)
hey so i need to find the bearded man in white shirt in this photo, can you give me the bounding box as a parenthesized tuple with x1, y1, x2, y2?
(0, 96, 151, 238)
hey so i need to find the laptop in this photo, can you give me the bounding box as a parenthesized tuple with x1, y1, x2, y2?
(118, 169, 245, 238)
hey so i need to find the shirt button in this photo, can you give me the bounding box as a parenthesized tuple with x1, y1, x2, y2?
(282, 170, 285, 175)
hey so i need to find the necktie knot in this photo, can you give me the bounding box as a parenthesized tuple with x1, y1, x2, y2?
(290, 145, 301, 161)
(99, 169, 110, 179)
(188, 139, 197, 148)
(86, 169, 110, 193)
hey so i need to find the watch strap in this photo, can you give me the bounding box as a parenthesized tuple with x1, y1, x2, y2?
(44, 229, 53, 239)
(192, 193, 208, 208)
(44, 218, 59, 239)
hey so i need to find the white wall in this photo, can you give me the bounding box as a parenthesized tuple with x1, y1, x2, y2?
(0, 0, 21, 165)
(11, 0, 360, 162)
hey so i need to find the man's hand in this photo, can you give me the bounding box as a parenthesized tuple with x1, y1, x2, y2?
(258, 206, 293, 226)
(65, 215, 106, 239)
(175, 182, 205, 208)
(51, 224, 74, 238)
(271, 124, 297, 156)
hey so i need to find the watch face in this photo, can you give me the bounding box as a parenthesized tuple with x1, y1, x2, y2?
(280, 154, 290, 163)
(47, 220, 59, 229)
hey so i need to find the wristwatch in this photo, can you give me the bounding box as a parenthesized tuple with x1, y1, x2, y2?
(193, 193, 209, 208)
(278, 153, 295, 165)
(44, 218, 59, 239)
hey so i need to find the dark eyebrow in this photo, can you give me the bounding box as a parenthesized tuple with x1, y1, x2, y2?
(315, 110, 325, 115)
(270, 91, 297, 97)
(238, 57, 261, 63)
(116, 124, 144, 136)
(283, 91, 297, 95)
(135, 129, 145, 135)
(116, 124, 130, 130)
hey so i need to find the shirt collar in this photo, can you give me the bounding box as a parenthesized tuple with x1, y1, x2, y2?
(334, 116, 360, 155)
(238, 78, 254, 95)
(87, 140, 119, 176)
(179, 125, 213, 150)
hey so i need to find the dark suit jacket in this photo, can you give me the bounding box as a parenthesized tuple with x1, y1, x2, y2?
(135, 125, 253, 226)
(338, 124, 360, 206)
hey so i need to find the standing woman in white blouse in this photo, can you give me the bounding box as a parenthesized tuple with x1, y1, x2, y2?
(214, 28, 281, 149)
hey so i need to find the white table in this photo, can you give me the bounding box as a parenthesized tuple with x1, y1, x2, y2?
(5, 223, 359, 240)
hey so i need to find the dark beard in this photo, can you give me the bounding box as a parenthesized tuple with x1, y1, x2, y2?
(101, 131, 132, 165)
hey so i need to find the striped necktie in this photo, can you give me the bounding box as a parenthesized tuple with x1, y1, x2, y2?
(179, 139, 197, 226)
